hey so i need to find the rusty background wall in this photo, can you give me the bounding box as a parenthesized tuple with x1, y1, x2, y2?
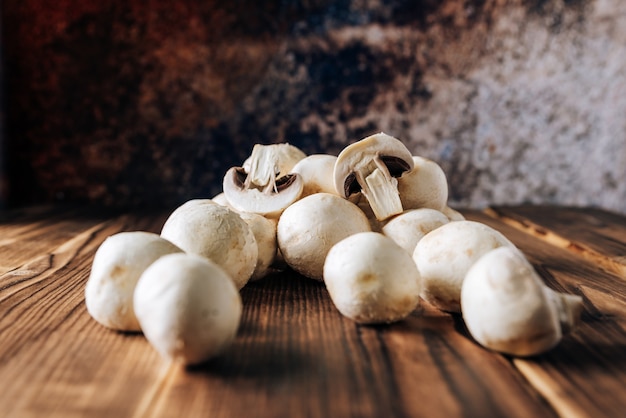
(2, 0, 625, 213)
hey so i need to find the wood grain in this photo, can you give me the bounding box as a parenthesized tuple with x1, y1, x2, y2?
(472, 209, 626, 418)
(0, 206, 625, 417)
(485, 205, 626, 278)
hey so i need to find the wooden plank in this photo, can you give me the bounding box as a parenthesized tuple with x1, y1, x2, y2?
(468, 210, 626, 418)
(0, 208, 169, 275)
(0, 207, 108, 274)
(0, 209, 558, 418)
(2, 207, 625, 417)
(138, 273, 554, 418)
(485, 205, 626, 278)
(0, 211, 169, 418)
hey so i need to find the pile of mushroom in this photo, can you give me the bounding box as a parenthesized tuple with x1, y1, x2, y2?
(85, 132, 583, 364)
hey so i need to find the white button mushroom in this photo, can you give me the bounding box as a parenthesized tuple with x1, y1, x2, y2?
(277, 192, 371, 281)
(211, 192, 235, 209)
(381, 208, 450, 255)
(290, 154, 339, 197)
(461, 246, 583, 357)
(160, 199, 258, 290)
(324, 232, 422, 324)
(222, 143, 306, 218)
(441, 205, 465, 221)
(211, 192, 279, 280)
(237, 211, 278, 281)
(397, 156, 449, 212)
(354, 194, 386, 233)
(412, 220, 517, 313)
(333, 132, 414, 221)
(85, 231, 183, 331)
(134, 253, 242, 365)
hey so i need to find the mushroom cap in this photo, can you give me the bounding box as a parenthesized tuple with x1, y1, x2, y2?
(237, 211, 278, 281)
(441, 205, 465, 221)
(222, 167, 303, 218)
(461, 247, 562, 356)
(397, 156, 449, 211)
(291, 154, 338, 197)
(333, 132, 414, 199)
(134, 253, 242, 365)
(277, 193, 371, 281)
(85, 231, 183, 331)
(211, 192, 235, 209)
(382, 208, 450, 254)
(324, 232, 422, 324)
(412, 220, 516, 313)
(160, 199, 258, 290)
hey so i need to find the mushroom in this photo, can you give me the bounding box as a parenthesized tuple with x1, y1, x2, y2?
(134, 253, 242, 365)
(223, 143, 306, 218)
(212, 193, 279, 280)
(381, 208, 450, 255)
(85, 231, 183, 331)
(334, 132, 414, 221)
(397, 156, 449, 212)
(461, 246, 583, 356)
(211, 192, 235, 209)
(237, 211, 278, 281)
(277, 192, 371, 281)
(323, 232, 422, 324)
(242, 143, 306, 188)
(412, 220, 517, 313)
(290, 154, 339, 197)
(354, 194, 386, 233)
(441, 205, 465, 221)
(160, 199, 257, 290)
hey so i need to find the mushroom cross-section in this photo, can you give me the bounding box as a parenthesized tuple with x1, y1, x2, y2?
(223, 143, 306, 217)
(333, 132, 414, 221)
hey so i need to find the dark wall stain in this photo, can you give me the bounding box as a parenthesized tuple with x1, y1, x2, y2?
(1, 0, 595, 210)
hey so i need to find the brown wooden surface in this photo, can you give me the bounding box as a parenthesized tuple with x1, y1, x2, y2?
(485, 206, 626, 278)
(0, 205, 625, 418)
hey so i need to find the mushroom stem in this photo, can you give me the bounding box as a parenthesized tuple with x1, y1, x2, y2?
(223, 143, 306, 217)
(356, 157, 403, 221)
(242, 143, 306, 193)
(545, 288, 584, 335)
(244, 144, 278, 190)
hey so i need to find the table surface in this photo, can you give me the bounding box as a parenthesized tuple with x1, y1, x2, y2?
(0, 205, 625, 418)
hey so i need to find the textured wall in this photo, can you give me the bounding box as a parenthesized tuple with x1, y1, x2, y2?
(3, 0, 625, 213)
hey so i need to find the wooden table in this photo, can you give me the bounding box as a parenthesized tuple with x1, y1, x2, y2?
(1, 205, 625, 418)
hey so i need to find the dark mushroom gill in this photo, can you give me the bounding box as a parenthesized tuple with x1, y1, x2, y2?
(234, 167, 299, 193)
(343, 156, 412, 196)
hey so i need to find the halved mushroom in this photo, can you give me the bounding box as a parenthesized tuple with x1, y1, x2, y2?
(242, 143, 306, 190)
(223, 143, 306, 218)
(334, 132, 414, 221)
